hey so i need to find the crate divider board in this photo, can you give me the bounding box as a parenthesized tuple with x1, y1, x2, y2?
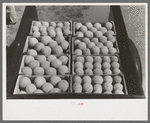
(121, 73, 128, 95)
(69, 75, 73, 93)
(23, 36, 31, 54)
(13, 75, 23, 94)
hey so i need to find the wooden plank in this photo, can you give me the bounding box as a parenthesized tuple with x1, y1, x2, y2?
(7, 93, 145, 99)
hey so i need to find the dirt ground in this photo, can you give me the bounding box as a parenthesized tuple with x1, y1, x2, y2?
(6, 6, 25, 47)
(6, 5, 146, 94)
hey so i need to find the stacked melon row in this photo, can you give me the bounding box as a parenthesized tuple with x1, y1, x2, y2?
(14, 20, 127, 95)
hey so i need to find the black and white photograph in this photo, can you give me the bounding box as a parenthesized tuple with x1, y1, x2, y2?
(3, 3, 148, 120)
